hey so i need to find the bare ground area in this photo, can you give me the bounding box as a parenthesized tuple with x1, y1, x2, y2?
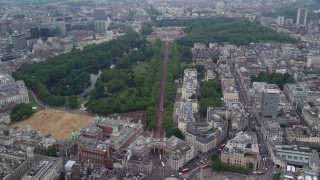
(11, 109, 93, 139)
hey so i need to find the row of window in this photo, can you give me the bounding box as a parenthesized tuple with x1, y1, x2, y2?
(282, 155, 308, 161)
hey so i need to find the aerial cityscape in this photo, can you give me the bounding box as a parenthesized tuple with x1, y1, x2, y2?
(1, 0, 320, 180)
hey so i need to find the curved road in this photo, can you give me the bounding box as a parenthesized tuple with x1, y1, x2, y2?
(154, 41, 169, 138)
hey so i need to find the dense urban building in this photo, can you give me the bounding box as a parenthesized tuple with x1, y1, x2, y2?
(21, 156, 63, 180)
(181, 68, 198, 100)
(177, 99, 198, 135)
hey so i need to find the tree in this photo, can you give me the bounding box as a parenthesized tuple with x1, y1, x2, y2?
(12, 31, 143, 107)
(212, 55, 219, 63)
(248, 162, 254, 170)
(155, 17, 296, 47)
(179, 46, 192, 62)
(46, 147, 57, 157)
(107, 79, 126, 93)
(67, 96, 78, 109)
(199, 79, 222, 117)
(273, 172, 281, 180)
(190, 94, 196, 99)
(252, 72, 294, 90)
(10, 103, 33, 123)
(167, 128, 184, 139)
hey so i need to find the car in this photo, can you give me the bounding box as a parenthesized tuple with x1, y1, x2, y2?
(204, 158, 207, 161)
(253, 171, 257, 174)
(179, 172, 182, 175)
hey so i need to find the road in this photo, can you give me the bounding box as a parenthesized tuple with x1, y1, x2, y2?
(228, 52, 276, 178)
(154, 41, 169, 138)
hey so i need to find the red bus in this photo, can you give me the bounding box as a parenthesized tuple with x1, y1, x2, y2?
(182, 168, 189, 174)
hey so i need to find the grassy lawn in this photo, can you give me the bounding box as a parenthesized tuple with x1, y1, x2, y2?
(29, 102, 45, 112)
(132, 61, 148, 75)
(28, 91, 44, 112)
(28, 91, 36, 103)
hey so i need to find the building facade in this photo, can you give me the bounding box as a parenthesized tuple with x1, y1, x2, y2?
(221, 147, 258, 170)
(261, 121, 283, 142)
(296, 8, 308, 26)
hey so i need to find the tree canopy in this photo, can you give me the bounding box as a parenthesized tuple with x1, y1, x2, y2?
(144, 6, 162, 21)
(12, 31, 144, 106)
(251, 72, 294, 90)
(163, 42, 183, 138)
(199, 79, 222, 117)
(10, 103, 33, 123)
(155, 17, 297, 47)
(211, 154, 250, 174)
(86, 40, 164, 118)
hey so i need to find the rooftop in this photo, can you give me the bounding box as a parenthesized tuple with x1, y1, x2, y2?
(179, 100, 194, 123)
(22, 156, 62, 180)
(77, 136, 109, 152)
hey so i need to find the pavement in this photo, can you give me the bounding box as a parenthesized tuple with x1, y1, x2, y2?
(190, 168, 276, 180)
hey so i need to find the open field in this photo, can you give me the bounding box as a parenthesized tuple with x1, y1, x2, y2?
(11, 109, 93, 139)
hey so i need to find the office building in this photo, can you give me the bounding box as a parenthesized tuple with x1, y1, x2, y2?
(261, 121, 283, 142)
(283, 83, 308, 105)
(122, 155, 153, 176)
(306, 54, 320, 68)
(226, 132, 259, 153)
(94, 8, 106, 21)
(296, 8, 308, 26)
(168, 145, 195, 171)
(221, 147, 258, 170)
(11, 33, 26, 49)
(77, 136, 114, 169)
(277, 16, 285, 26)
(261, 87, 280, 118)
(40, 28, 50, 38)
(30, 27, 40, 38)
(55, 21, 67, 37)
(94, 20, 108, 33)
(221, 132, 259, 170)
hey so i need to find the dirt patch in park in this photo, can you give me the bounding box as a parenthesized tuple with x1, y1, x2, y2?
(11, 109, 93, 139)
